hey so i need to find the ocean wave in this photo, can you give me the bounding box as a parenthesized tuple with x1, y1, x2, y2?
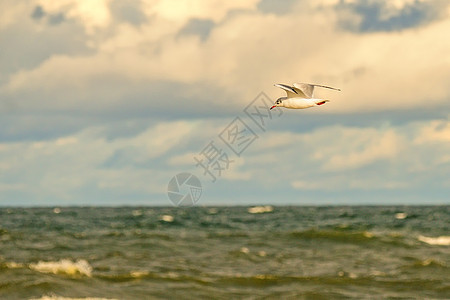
(2, 261, 25, 269)
(30, 295, 118, 300)
(289, 229, 375, 242)
(418, 235, 450, 246)
(29, 259, 93, 277)
(1, 260, 49, 273)
(414, 258, 447, 268)
(247, 206, 274, 214)
(97, 270, 215, 285)
(401, 258, 448, 270)
(129, 270, 150, 278)
(285, 229, 422, 248)
(207, 231, 249, 238)
(160, 215, 174, 222)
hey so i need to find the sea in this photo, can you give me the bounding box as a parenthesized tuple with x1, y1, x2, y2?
(0, 206, 448, 300)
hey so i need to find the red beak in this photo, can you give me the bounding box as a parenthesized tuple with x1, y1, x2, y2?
(270, 105, 276, 110)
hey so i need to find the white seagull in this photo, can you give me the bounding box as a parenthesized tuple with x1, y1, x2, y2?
(270, 83, 341, 110)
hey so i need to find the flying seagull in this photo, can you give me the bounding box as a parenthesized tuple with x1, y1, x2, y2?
(271, 83, 341, 110)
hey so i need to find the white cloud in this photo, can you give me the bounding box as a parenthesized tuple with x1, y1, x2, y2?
(1, 0, 450, 204)
(55, 137, 78, 146)
(38, 0, 112, 34)
(167, 152, 198, 166)
(314, 128, 403, 171)
(0, 120, 198, 202)
(2, 0, 450, 116)
(291, 178, 409, 191)
(220, 156, 252, 181)
(3, 1, 450, 112)
(143, 0, 259, 23)
(0, 2, 30, 30)
(414, 119, 450, 144)
(0, 117, 449, 203)
(245, 119, 449, 191)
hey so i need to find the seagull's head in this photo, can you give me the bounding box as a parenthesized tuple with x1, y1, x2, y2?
(270, 98, 284, 110)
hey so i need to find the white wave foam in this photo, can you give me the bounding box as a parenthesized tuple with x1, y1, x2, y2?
(5, 261, 25, 269)
(160, 215, 174, 222)
(247, 206, 273, 214)
(130, 270, 150, 278)
(30, 296, 118, 300)
(395, 212, 407, 219)
(418, 235, 450, 246)
(240, 247, 250, 254)
(29, 259, 93, 277)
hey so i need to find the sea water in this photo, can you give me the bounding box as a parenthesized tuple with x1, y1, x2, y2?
(0, 206, 448, 299)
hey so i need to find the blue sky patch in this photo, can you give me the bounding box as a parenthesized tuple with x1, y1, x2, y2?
(340, 1, 436, 32)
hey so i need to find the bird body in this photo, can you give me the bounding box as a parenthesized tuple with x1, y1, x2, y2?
(271, 83, 340, 110)
(274, 97, 328, 109)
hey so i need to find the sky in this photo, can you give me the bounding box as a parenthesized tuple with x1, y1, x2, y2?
(1, 0, 449, 206)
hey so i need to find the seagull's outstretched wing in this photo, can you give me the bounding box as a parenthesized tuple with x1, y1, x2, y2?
(293, 83, 341, 98)
(274, 83, 308, 98)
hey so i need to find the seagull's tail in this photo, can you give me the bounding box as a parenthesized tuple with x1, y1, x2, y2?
(315, 100, 330, 106)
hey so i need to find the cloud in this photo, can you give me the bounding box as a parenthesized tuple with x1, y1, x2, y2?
(143, 0, 260, 23)
(291, 178, 409, 191)
(311, 127, 403, 171)
(31, 5, 45, 20)
(1, 0, 449, 205)
(0, 120, 198, 204)
(178, 18, 215, 41)
(167, 152, 198, 166)
(332, 0, 448, 32)
(37, 0, 112, 34)
(0, 116, 449, 204)
(240, 118, 450, 192)
(414, 119, 450, 144)
(101, 120, 198, 168)
(0, 2, 30, 30)
(2, 0, 450, 121)
(110, 0, 146, 26)
(257, 0, 298, 15)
